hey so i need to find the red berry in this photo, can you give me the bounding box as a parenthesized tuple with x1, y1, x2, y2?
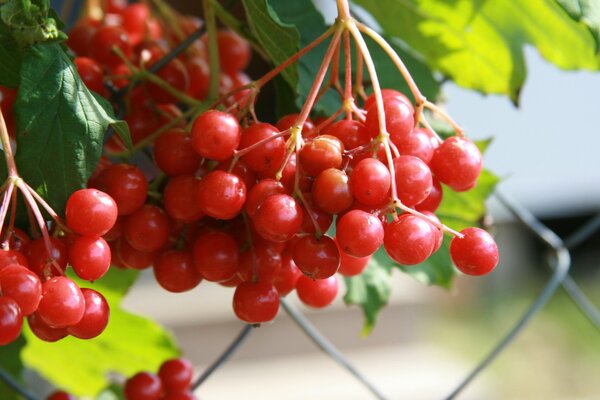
(206, 30, 251, 73)
(68, 236, 112, 281)
(236, 243, 282, 283)
(27, 237, 68, 277)
(335, 210, 384, 257)
(158, 358, 194, 392)
(153, 129, 201, 176)
(312, 168, 353, 214)
(391, 127, 435, 164)
(90, 26, 132, 67)
(74, 57, 106, 96)
(393, 155, 432, 206)
(349, 158, 390, 207)
(116, 239, 155, 270)
(0, 264, 41, 315)
(292, 236, 339, 279)
(191, 110, 241, 161)
(37, 277, 85, 328)
(299, 135, 343, 176)
(66, 189, 118, 237)
(124, 205, 170, 253)
(239, 123, 285, 175)
(153, 250, 202, 292)
(245, 179, 287, 218)
(296, 275, 339, 308)
(163, 391, 197, 400)
(124, 372, 164, 400)
(193, 230, 239, 282)
(196, 171, 246, 220)
(365, 96, 414, 139)
(67, 288, 110, 339)
(95, 164, 148, 216)
(415, 177, 443, 213)
(271, 252, 302, 296)
(163, 175, 204, 223)
(147, 58, 190, 104)
(0, 296, 22, 345)
(322, 120, 370, 150)
(383, 215, 436, 265)
(27, 312, 68, 342)
(364, 89, 412, 110)
(253, 194, 302, 242)
(47, 390, 76, 400)
(120, 3, 150, 46)
(233, 281, 279, 323)
(430, 136, 482, 192)
(0, 249, 28, 271)
(450, 228, 499, 276)
(338, 250, 370, 277)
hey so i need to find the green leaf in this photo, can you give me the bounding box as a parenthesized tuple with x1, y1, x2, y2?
(0, 19, 23, 87)
(242, 0, 300, 87)
(22, 268, 179, 397)
(344, 251, 392, 335)
(0, 336, 26, 400)
(353, 0, 600, 102)
(0, 0, 66, 46)
(14, 43, 131, 215)
(557, 0, 600, 52)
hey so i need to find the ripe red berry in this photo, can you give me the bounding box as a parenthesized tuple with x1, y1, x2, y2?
(299, 135, 344, 176)
(67, 288, 110, 339)
(236, 243, 282, 283)
(74, 57, 106, 96)
(90, 26, 132, 67)
(393, 155, 432, 206)
(147, 59, 190, 104)
(124, 372, 164, 400)
(335, 210, 384, 257)
(153, 250, 202, 293)
(0, 296, 22, 345)
(312, 168, 353, 214)
(383, 215, 436, 265)
(0, 249, 28, 271)
(27, 237, 68, 277)
(116, 239, 155, 270)
(120, 3, 150, 46)
(271, 252, 302, 296)
(338, 250, 370, 277)
(322, 120, 370, 150)
(295, 275, 339, 308)
(196, 171, 246, 220)
(158, 358, 194, 392)
(153, 129, 201, 176)
(430, 136, 482, 192)
(207, 30, 251, 73)
(391, 127, 435, 164)
(27, 312, 68, 342)
(450, 228, 499, 276)
(292, 235, 339, 279)
(253, 194, 302, 242)
(245, 179, 287, 218)
(233, 281, 279, 323)
(349, 158, 390, 207)
(66, 189, 118, 237)
(124, 205, 171, 253)
(68, 236, 112, 281)
(364, 89, 412, 111)
(46, 390, 76, 400)
(95, 164, 148, 216)
(191, 110, 241, 161)
(0, 264, 42, 315)
(193, 230, 239, 282)
(163, 391, 197, 400)
(37, 277, 85, 328)
(239, 123, 285, 175)
(365, 96, 414, 139)
(415, 177, 443, 213)
(163, 175, 204, 223)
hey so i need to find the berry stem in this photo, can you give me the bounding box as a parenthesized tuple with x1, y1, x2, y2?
(203, 0, 221, 101)
(0, 183, 15, 241)
(0, 110, 18, 177)
(2, 187, 18, 249)
(424, 100, 465, 137)
(21, 182, 71, 233)
(342, 30, 353, 120)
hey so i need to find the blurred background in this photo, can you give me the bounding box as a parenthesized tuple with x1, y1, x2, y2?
(41, 0, 600, 398)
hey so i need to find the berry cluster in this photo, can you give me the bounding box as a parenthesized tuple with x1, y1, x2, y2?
(123, 358, 196, 400)
(0, 189, 117, 346)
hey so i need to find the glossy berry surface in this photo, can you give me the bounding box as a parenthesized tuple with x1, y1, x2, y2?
(95, 164, 148, 216)
(68, 236, 112, 281)
(383, 215, 436, 265)
(27, 312, 68, 342)
(292, 235, 340, 279)
(0, 264, 42, 315)
(393, 155, 432, 206)
(67, 288, 110, 339)
(191, 110, 241, 161)
(158, 358, 194, 392)
(196, 171, 246, 220)
(153, 129, 201, 176)
(193, 230, 239, 282)
(125, 205, 170, 253)
(163, 175, 204, 223)
(253, 194, 303, 242)
(430, 136, 482, 192)
(450, 228, 499, 276)
(349, 158, 390, 207)
(153, 250, 202, 293)
(335, 210, 384, 257)
(90, 26, 132, 67)
(0, 296, 22, 345)
(296, 275, 339, 308)
(233, 281, 280, 323)
(124, 372, 164, 400)
(239, 123, 285, 175)
(37, 277, 85, 328)
(66, 188, 118, 237)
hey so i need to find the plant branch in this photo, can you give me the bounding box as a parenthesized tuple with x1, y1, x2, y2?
(204, 0, 221, 101)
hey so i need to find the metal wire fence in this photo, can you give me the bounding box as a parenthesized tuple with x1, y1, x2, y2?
(1, 15, 599, 400)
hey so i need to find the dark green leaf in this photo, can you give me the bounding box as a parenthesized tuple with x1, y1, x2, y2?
(0, 336, 26, 400)
(344, 251, 392, 335)
(14, 43, 130, 215)
(22, 268, 179, 397)
(0, 19, 22, 88)
(557, 0, 600, 52)
(242, 0, 300, 87)
(353, 0, 600, 102)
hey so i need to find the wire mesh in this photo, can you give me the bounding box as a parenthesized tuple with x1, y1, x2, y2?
(2, 12, 600, 400)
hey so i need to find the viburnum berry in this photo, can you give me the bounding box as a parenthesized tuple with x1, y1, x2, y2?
(27, 312, 68, 342)
(233, 281, 279, 323)
(124, 205, 170, 253)
(0, 264, 42, 315)
(391, 127, 435, 164)
(0, 249, 28, 271)
(276, 114, 316, 139)
(37, 276, 85, 328)
(46, 390, 76, 400)
(450, 227, 499, 276)
(383, 214, 437, 265)
(363, 89, 412, 110)
(430, 136, 482, 192)
(27, 237, 68, 277)
(163, 175, 204, 223)
(66, 188, 118, 237)
(94, 164, 148, 216)
(322, 120, 370, 150)
(74, 57, 106, 96)
(335, 210, 384, 257)
(191, 110, 241, 161)
(116, 239, 156, 270)
(393, 155, 432, 206)
(295, 275, 339, 308)
(238, 123, 285, 176)
(68, 236, 112, 281)
(312, 168, 353, 214)
(163, 391, 197, 400)
(196, 171, 246, 220)
(67, 288, 110, 339)
(299, 135, 344, 176)
(120, 3, 150, 46)
(349, 158, 390, 207)
(0, 296, 22, 345)
(415, 177, 443, 213)
(158, 358, 194, 392)
(90, 26, 133, 67)
(124, 372, 164, 400)
(271, 251, 302, 296)
(193, 230, 239, 282)
(245, 179, 287, 218)
(337, 250, 371, 277)
(153, 250, 202, 293)
(153, 129, 201, 176)
(207, 30, 251, 73)
(292, 235, 340, 279)
(236, 243, 282, 283)
(252, 194, 303, 242)
(298, 194, 333, 235)
(365, 96, 414, 139)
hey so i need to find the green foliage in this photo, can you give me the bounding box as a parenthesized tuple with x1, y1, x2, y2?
(13, 43, 130, 215)
(0, 0, 66, 46)
(557, 0, 600, 52)
(22, 268, 179, 397)
(353, 0, 600, 103)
